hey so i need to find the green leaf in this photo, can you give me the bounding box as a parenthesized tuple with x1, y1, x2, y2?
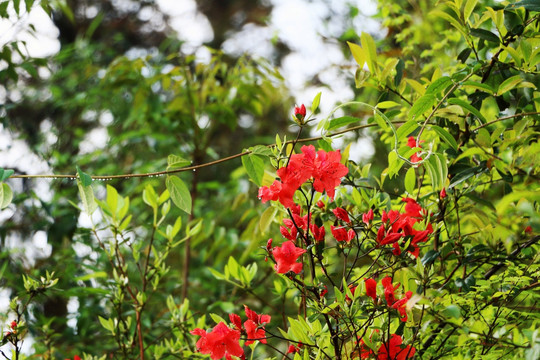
(497, 75, 522, 96)
(464, 0, 478, 22)
(431, 125, 458, 150)
(376, 101, 400, 109)
(142, 184, 158, 209)
(0, 168, 14, 182)
(167, 154, 191, 171)
(431, 10, 468, 37)
(250, 145, 273, 157)
(259, 206, 277, 234)
(426, 76, 452, 96)
(347, 41, 366, 68)
(394, 58, 404, 86)
(443, 305, 461, 319)
(404, 167, 416, 194)
(476, 128, 491, 147)
(166, 176, 192, 214)
(0, 183, 13, 209)
(76, 166, 92, 187)
(311, 92, 322, 113)
(447, 98, 487, 123)
(373, 112, 390, 133)
(409, 94, 437, 119)
(74, 272, 108, 281)
(508, 0, 540, 12)
(462, 81, 495, 94)
(396, 120, 419, 141)
(470, 28, 500, 43)
(241, 154, 265, 186)
(77, 181, 97, 215)
(421, 250, 440, 266)
(327, 116, 361, 131)
(360, 32, 378, 75)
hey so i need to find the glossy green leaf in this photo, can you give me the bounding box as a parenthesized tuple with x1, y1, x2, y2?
(508, 0, 540, 11)
(77, 180, 97, 215)
(327, 116, 361, 131)
(426, 76, 452, 96)
(470, 28, 500, 43)
(0, 168, 14, 182)
(409, 94, 436, 119)
(0, 183, 13, 209)
(396, 120, 419, 141)
(311, 92, 322, 113)
(242, 153, 265, 186)
(166, 175, 192, 214)
(167, 154, 191, 171)
(497, 75, 523, 96)
(447, 98, 487, 123)
(76, 166, 92, 187)
(404, 167, 416, 194)
(347, 41, 366, 68)
(431, 125, 458, 150)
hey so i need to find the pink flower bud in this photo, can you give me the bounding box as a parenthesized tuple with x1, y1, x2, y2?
(440, 187, 447, 199)
(294, 104, 306, 121)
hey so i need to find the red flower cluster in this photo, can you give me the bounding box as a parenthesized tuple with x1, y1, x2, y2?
(331, 226, 356, 243)
(273, 241, 306, 274)
(358, 334, 415, 359)
(406, 136, 423, 163)
(377, 334, 416, 360)
(258, 145, 348, 208)
(65, 356, 81, 360)
(191, 322, 244, 360)
(364, 276, 413, 322)
(230, 306, 271, 346)
(376, 198, 433, 258)
(191, 307, 271, 359)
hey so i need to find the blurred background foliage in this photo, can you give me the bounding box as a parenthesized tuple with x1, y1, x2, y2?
(0, 0, 538, 358)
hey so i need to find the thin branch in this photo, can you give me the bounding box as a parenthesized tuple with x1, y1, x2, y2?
(471, 111, 540, 132)
(8, 121, 406, 181)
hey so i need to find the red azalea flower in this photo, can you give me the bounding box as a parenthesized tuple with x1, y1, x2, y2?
(392, 291, 413, 322)
(280, 219, 298, 241)
(402, 197, 424, 218)
(331, 226, 355, 243)
(316, 200, 325, 209)
(365, 278, 377, 302)
(333, 207, 351, 223)
(229, 313, 242, 331)
(310, 223, 326, 242)
(358, 339, 375, 359)
(376, 224, 403, 246)
(362, 209, 374, 225)
(65, 357, 81, 360)
(191, 322, 244, 360)
(406, 136, 423, 163)
(377, 334, 416, 360)
(525, 225, 533, 234)
(294, 104, 306, 121)
(302, 145, 349, 199)
(381, 277, 399, 305)
(10, 321, 16, 330)
(273, 241, 306, 274)
(243, 305, 270, 345)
